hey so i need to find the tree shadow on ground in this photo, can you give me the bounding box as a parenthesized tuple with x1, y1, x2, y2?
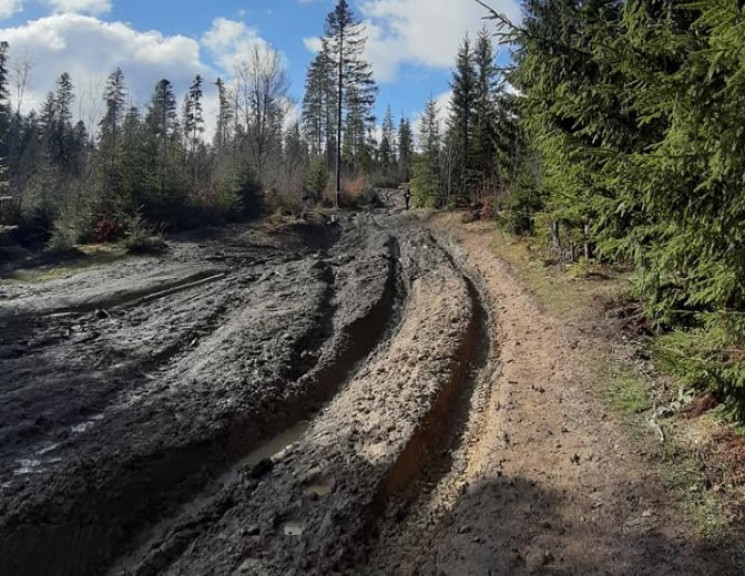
(413, 474, 742, 576)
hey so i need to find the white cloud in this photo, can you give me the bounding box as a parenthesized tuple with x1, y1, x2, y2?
(302, 36, 322, 54)
(47, 0, 111, 15)
(0, 13, 208, 126)
(0, 0, 22, 20)
(358, 0, 520, 83)
(202, 17, 271, 74)
(411, 89, 452, 149)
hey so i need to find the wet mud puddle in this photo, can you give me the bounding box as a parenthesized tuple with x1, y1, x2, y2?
(113, 420, 311, 574)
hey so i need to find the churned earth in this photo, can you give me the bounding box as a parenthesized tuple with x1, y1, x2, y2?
(0, 199, 739, 576)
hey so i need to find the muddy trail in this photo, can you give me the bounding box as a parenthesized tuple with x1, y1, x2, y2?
(0, 199, 738, 576)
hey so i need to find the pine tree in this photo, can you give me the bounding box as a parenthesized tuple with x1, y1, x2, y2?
(449, 34, 478, 202)
(411, 97, 442, 207)
(397, 116, 413, 183)
(323, 0, 377, 206)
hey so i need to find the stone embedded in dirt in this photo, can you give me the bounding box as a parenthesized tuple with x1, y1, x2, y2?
(244, 525, 261, 536)
(251, 458, 274, 479)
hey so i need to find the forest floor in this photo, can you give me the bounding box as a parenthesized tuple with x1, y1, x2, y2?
(0, 193, 742, 575)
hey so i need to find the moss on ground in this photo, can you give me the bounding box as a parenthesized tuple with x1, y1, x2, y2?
(7, 244, 130, 284)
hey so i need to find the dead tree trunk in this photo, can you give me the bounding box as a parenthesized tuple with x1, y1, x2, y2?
(583, 219, 593, 260)
(551, 220, 562, 262)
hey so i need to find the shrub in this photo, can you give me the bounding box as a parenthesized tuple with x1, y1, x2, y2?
(307, 156, 329, 200)
(93, 214, 125, 243)
(322, 175, 369, 208)
(122, 212, 167, 255)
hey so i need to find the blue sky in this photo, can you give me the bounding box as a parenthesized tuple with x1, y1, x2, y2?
(0, 0, 520, 135)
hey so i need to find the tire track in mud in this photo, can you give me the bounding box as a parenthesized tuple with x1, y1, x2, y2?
(361, 234, 497, 575)
(105, 236, 408, 576)
(137, 224, 484, 576)
(0, 276, 238, 460)
(2, 216, 483, 576)
(0, 278, 258, 576)
(1, 264, 339, 576)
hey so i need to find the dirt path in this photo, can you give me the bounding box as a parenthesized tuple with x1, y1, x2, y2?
(363, 216, 732, 576)
(0, 201, 738, 575)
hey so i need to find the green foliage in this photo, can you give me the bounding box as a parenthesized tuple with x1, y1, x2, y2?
(478, 0, 745, 418)
(657, 314, 745, 421)
(410, 152, 441, 208)
(307, 155, 329, 199)
(122, 212, 167, 254)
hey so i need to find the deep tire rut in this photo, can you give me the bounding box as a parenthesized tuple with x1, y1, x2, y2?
(107, 237, 408, 576)
(361, 240, 496, 575)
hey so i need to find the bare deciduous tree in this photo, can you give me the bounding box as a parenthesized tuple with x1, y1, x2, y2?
(11, 53, 31, 115)
(234, 44, 289, 178)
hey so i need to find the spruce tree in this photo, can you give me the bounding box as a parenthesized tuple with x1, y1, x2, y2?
(98, 68, 127, 209)
(145, 79, 180, 201)
(0, 42, 10, 198)
(472, 28, 499, 185)
(411, 97, 442, 207)
(53, 72, 75, 173)
(214, 77, 234, 152)
(397, 116, 413, 183)
(323, 0, 377, 206)
(302, 48, 335, 158)
(183, 75, 204, 191)
(449, 34, 478, 203)
(379, 105, 396, 175)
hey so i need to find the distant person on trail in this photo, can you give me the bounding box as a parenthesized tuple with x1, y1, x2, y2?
(404, 186, 411, 211)
(300, 187, 310, 217)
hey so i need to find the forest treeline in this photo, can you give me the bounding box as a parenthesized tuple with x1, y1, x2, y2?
(0, 0, 414, 250)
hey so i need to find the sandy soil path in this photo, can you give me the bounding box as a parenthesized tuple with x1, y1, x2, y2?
(363, 216, 734, 576)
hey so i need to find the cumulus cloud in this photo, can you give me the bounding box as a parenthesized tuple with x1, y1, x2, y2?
(410, 89, 452, 149)
(359, 0, 520, 82)
(0, 0, 22, 20)
(47, 0, 112, 15)
(302, 36, 323, 54)
(202, 17, 272, 74)
(0, 13, 208, 126)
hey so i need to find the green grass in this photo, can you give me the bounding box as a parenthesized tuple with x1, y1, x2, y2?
(488, 230, 630, 318)
(602, 367, 653, 418)
(661, 444, 728, 540)
(485, 221, 736, 547)
(8, 244, 130, 284)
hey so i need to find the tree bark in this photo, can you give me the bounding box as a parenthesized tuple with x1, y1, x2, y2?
(335, 24, 344, 209)
(551, 220, 561, 261)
